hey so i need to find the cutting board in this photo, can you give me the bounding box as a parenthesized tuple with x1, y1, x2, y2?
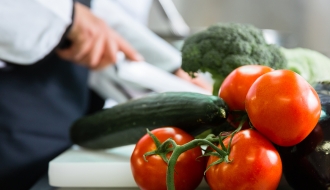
(48, 144, 209, 189)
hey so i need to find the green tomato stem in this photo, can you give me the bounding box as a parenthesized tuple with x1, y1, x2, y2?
(166, 138, 226, 190)
(146, 128, 162, 147)
(166, 116, 247, 190)
(143, 118, 247, 190)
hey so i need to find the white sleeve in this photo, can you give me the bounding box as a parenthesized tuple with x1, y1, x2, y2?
(0, 0, 74, 64)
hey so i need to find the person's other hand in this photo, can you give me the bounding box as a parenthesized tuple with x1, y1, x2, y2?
(175, 68, 213, 93)
(57, 2, 143, 70)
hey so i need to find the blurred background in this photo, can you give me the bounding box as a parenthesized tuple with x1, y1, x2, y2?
(147, 0, 330, 56)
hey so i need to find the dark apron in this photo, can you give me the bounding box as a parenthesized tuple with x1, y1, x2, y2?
(0, 1, 97, 189)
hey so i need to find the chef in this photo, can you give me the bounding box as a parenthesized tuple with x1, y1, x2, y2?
(0, 0, 211, 189)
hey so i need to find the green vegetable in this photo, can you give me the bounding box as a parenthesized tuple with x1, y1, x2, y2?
(181, 22, 287, 95)
(70, 92, 228, 149)
(281, 47, 330, 85)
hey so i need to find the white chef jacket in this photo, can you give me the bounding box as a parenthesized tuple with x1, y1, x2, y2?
(0, 0, 184, 103)
(0, 0, 154, 63)
(0, 0, 74, 64)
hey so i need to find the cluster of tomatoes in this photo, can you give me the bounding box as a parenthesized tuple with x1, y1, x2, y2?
(130, 65, 322, 190)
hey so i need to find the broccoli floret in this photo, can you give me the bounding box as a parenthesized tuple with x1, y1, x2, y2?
(181, 23, 287, 95)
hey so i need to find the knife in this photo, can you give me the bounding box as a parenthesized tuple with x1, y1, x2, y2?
(89, 53, 211, 103)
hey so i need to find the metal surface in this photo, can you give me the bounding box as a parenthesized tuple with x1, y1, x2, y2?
(148, 0, 330, 56)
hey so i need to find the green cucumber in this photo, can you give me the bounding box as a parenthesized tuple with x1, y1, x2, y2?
(70, 92, 228, 149)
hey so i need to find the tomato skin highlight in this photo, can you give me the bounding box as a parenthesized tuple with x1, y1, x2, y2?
(130, 127, 206, 190)
(245, 70, 321, 146)
(205, 129, 282, 190)
(219, 65, 274, 111)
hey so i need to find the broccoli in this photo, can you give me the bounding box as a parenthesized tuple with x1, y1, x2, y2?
(181, 22, 287, 95)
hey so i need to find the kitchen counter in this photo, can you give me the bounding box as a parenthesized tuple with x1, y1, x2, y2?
(30, 168, 292, 190)
(31, 174, 211, 190)
(31, 174, 293, 190)
(30, 145, 293, 190)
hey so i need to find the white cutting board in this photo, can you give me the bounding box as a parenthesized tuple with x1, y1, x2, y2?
(48, 144, 209, 189)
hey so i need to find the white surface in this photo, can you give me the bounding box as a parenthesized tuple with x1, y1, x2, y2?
(48, 144, 209, 189)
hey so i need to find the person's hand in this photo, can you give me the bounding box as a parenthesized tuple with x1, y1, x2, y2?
(174, 68, 213, 93)
(57, 2, 143, 70)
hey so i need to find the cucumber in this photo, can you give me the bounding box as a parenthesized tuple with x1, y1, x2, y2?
(70, 92, 228, 149)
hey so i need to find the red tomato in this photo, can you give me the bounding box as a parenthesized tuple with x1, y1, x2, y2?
(245, 70, 321, 146)
(205, 129, 282, 190)
(130, 127, 206, 190)
(219, 65, 274, 111)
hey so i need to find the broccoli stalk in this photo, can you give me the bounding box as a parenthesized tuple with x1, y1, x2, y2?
(181, 22, 287, 95)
